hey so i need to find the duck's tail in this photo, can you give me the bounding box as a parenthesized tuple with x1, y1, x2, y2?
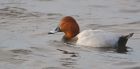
(117, 33, 134, 53)
(125, 33, 134, 39)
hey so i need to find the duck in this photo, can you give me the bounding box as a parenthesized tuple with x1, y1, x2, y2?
(48, 16, 134, 53)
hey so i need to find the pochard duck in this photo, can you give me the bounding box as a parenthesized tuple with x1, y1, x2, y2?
(48, 16, 134, 53)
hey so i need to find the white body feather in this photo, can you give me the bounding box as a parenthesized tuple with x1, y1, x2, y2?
(76, 30, 122, 47)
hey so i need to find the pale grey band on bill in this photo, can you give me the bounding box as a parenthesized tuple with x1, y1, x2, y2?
(48, 26, 61, 34)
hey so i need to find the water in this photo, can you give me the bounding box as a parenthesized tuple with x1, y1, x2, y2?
(0, 0, 140, 69)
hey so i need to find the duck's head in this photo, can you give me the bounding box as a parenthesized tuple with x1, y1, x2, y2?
(48, 16, 80, 41)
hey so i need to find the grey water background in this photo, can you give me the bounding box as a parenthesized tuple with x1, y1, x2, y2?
(0, 0, 140, 69)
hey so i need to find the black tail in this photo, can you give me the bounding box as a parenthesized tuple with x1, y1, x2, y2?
(125, 33, 134, 39)
(117, 33, 134, 53)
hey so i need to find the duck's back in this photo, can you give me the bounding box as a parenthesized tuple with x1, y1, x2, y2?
(76, 30, 121, 47)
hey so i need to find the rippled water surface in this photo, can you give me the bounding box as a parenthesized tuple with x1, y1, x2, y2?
(0, 0, 140, 69)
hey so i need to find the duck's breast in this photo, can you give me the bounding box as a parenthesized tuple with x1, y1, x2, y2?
(76, 30, 121, 47)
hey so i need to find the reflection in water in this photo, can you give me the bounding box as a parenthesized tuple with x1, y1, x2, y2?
(42, 67, 65, 69)
(57, 48, 79, 68)
(79, 46, 133, 54)
(60, 58, 77, 67)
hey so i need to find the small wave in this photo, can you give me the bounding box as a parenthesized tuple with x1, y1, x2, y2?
(0, 7, 45, 18)
(126, 66, 140, 69)
(10, 49, 32, 55)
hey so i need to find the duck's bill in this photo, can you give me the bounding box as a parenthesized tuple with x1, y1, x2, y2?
(48, 30, 57, 34)
(48, 26, 61, 34)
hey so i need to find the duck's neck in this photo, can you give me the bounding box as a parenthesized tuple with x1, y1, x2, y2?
(62, 32, 79, 42)
(62, 35, 70, 42)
